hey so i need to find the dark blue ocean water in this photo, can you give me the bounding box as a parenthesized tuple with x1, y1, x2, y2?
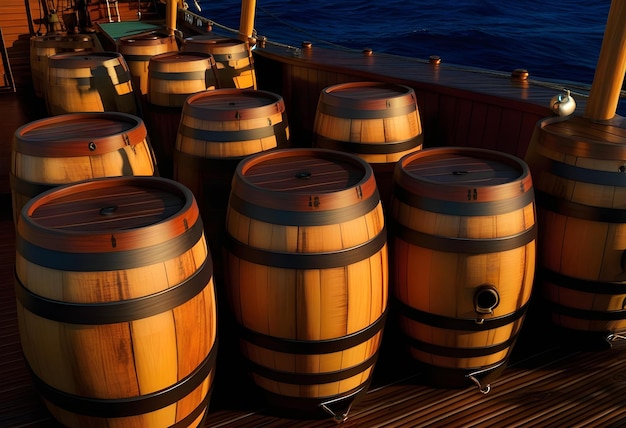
(197, 0, 613, 85)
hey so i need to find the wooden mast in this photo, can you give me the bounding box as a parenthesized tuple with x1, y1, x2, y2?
(584, 0, 626, 121)
(239, 0, 257, 43)
(166, 0, 179, 37)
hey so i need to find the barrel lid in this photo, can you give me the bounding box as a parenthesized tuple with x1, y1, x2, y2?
(536, 115, 626, 160)
(396, 147, 532, 202)
(232, 148, 378, 211)
(119, 31, 172, 44)
(18, 177, 199, 253)
(319, 81, 417, 119)
(48, 51, 122, 66)
(184, 89, 284, 120)
(13, 112, 147, 156)
(322, 81, 414, 104)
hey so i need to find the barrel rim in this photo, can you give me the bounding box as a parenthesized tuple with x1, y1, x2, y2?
(48, 50, 124, 64)
(322, 81, 414, 96)
(13, 112, 148, 157)
(183, 88, 284, 119)
(18, 176, 199, 251)
(232, 148, 378, 211)
(535, 115, 626, 159)
(394, 146, 533, 202)
(320, 81, 416, 108)
(119, 31, 176, 45)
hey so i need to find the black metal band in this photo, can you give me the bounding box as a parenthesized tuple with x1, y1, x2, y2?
(170, 386, 212, 428)
(535, 190, 626, 223)
(122, 54, 155, 62)
(15, 258, 213, 324)
(30, 342, 218, 418)
(224, 226, 386, 269)
(548, 158, 626, 187)
(260, 378, 371, 416)
(393, 298, 528, 331)
(314, 133, 423, 155)
(178, 114, 288, 144)
(9, 173, 55, 199)
(318, 101, 417, 119)
(238, 310, 386, 355)
(546, 300, 626, 321)
(390, 220, 536, 254)
(404, 330, 519, 358)
(16, 218, 204, 271)
(248, 349, 379, 385)
(393, 184, 535, 216)
(540, 268, 626, 295)
(149, 70, 211, 80)
(9, 170, 159, 200)
(227, 188, 381, 226)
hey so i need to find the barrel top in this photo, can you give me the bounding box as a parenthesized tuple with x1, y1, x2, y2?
(48, 51, 121, 61)
(14, 113, 146, 156)
(240, 149, 364, 191)
(18, 177, 200, 253)
(536, 115, 626, 159)
(119, 31, 172, 43)
(233, 148, 379, 211)
(25, 178, 186, 232)
(323, 81, 414, 101)
(403, 151, 522, 186)
(185, 89, 283, 114)
(17, 113, 136, 141)
(396, 147, 533, 201)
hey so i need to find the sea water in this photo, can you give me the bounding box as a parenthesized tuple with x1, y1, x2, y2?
(197, 0, 612, 85)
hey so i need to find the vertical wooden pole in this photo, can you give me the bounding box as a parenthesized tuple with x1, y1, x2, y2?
(584, 0, 626, 121)
(239, 0, 257, 43)
(166, 0, 178, 37)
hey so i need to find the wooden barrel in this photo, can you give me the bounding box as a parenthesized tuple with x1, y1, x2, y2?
(389, 147, 536, 391)
(147, 51, 218, 107)
(175, 88, 290, 286)
(313, 81, 423, 207)
(223, 148, 388, 420)
(15, 176, 218, 427)
(46, 51, 138, 116)
(524, 115, 626, 339)
(144, 51, 218, 178)
(10, 112, 156, 224)
(182, 36, 256, 89)
(30, 33, 103, 99)
(118, 31, 179, 96)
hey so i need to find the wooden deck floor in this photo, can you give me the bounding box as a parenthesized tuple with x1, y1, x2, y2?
(2, 185, 626, 427)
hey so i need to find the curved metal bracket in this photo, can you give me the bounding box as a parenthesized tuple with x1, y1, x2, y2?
(605, 332, 626, 349)
(319, 385, 366, 423)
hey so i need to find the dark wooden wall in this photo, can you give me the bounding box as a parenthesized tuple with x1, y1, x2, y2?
(253, 45, 556, 160)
